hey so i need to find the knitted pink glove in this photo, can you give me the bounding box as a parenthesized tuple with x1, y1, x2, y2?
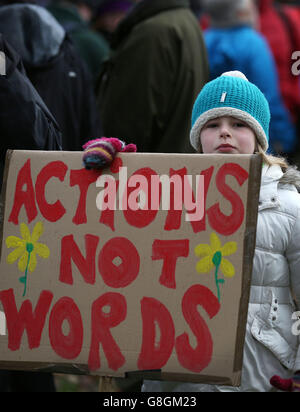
(270, 373, 300, 392)
(82, 137, 137, 170)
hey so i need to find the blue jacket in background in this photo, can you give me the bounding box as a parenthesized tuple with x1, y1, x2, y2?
(204, 25, 296, 154)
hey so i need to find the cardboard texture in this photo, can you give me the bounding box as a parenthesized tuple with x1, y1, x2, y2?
(0, 151, 262, 386)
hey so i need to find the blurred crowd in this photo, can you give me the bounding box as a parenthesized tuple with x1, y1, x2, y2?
(1, 0, 300, 392)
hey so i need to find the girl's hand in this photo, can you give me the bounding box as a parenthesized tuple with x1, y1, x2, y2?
(270, 373, 300, 392)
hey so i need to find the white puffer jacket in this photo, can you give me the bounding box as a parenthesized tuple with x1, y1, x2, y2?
(143, 164, 300, 392)
(249, 164, 300, 372)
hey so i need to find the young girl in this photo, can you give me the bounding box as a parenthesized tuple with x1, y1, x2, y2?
(83, 71, 300, 392)
(142, 71, 300, 392)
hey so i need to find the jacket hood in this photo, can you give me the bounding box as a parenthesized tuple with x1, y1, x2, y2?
(280, 166, 300, 190)
(0, 4, 65, 67)
(263, 163, 300, 191)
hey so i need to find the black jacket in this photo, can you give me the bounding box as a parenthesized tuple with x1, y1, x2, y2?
(0, 33, 62, 189)
(0, 4, 101, 151)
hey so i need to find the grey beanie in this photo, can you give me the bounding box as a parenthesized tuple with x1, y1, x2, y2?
(202, 0, 249, 28)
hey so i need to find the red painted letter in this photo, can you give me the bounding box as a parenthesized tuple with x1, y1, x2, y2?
(8, 159, 37, 225)
(98, 237, 140, 288)
(138, 297, 175, 370)
(49, 297, 83, 359)
(175, 285, 220, 373)
(190, 166, 214, 233)
(0, 289, 53, 350)
(123, 168, 159, 228)
(99, 180, 119, 232)
(35, 161, 67, 222)
(70, 169, 98, 225)
(164, 166, 214, 233)
(164, 168, 186, 231)
(60, 234, 99, 285)
(152, 239, 189, 289)
(207, 163, 248, 236)
(88, 293, 126, 371)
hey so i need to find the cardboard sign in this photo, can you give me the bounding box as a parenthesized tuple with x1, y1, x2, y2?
(0, 151, 262, 386)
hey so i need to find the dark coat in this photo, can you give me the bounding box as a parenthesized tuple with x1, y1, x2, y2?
(27, 37, 102, 151)
(48, 2, 110, 82)
(0, 28, 62, 392)
(0, 4, 101, 151)
(97, 0, 209, 153)
(0, 33, 62, 189)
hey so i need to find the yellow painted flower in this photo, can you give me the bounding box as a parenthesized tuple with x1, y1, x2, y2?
(195, 232, 237, 302)
(195, 232, 237, 277)
(6, 222, 50, 296)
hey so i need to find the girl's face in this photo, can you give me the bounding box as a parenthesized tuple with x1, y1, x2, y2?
(200, 116, 256, 155)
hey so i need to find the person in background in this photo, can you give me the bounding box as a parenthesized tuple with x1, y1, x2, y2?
(93, 0, 133, 43)
(0, 2, 101, 150)
(48, 0, 110, 81)
(257, 0, 300, 165)
(0, 33, 61, 393)
(97, 0, 209, 155)
(95, 0, 208, 390)
(0, 32, 62, 190)
(202, 0, 297, 157)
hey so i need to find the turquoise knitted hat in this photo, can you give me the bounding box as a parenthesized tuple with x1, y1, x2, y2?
(190, 71, 271, 152)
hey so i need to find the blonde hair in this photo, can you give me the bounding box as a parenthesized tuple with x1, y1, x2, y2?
(256, 145, 289, 171)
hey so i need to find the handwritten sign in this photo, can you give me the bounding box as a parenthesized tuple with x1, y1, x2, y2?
(0, 151, 262, 386)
